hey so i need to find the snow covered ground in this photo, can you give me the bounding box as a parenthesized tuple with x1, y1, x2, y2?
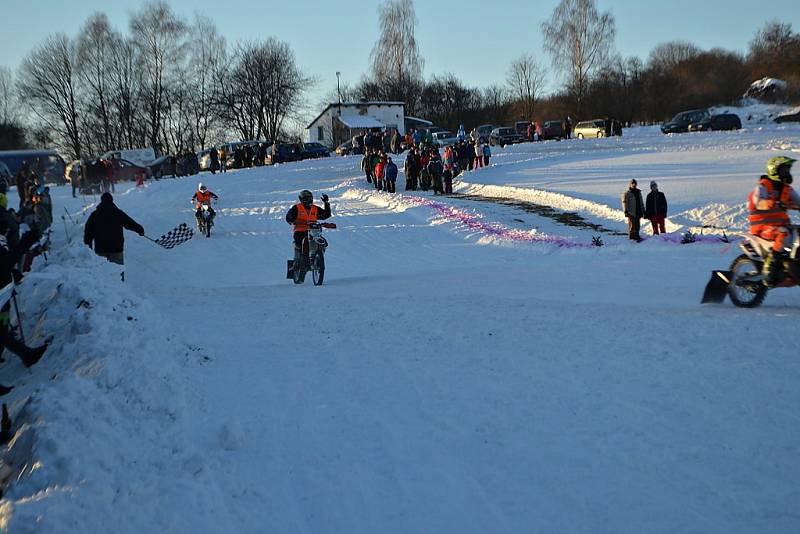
(1, 121, 800, 533)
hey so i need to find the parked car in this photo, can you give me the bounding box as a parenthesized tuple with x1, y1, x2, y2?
(541, 120, 566, 140)
(489, 127, 524, 147)
(472, 124, 497, 144)
(0, 149, 66, 184)
(302, 142, 331, 159)
(574, 119, 607, 139)
(266, 142, 304, 165)
(515, 121, 532, 139)
(431, 131, 460, 148)
(149, 155, 176, 179)
(109, 158, 151, 182)
(335, 140, 355, 156)
(661, 108, 710, 134)
(687, 113, 742, 132)
(219, 140, 265, 168)
(775, 110, 800, 123)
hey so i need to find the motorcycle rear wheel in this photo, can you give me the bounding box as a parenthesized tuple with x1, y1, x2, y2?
(312, 252, 325, 286)
(728, 254, 768, 308)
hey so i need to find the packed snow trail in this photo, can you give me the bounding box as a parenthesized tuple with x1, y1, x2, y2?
(3, 123, 800, 532)
(117, 156, 797, 533)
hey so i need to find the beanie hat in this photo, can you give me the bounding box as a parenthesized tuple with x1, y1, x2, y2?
(101, 192, 113, 203)
(650, 181, 658, 189)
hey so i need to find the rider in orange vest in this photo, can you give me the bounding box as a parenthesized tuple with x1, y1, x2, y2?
(191, 183, 219, 222)
(748, 156, 799, 285)
(285, 190, 331, 261)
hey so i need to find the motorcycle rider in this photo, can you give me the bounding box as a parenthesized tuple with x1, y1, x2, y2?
(191, 183, 218, 225)
(748, 156, 800, 285)
(285, 190, 331, 265)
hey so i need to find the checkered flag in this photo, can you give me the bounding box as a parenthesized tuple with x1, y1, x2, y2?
(149, 223, 194, 249)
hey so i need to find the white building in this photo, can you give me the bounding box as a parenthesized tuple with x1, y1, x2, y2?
(306, 101, 405, 148)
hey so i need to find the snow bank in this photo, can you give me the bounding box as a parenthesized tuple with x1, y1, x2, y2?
(0, 242, 228, 533)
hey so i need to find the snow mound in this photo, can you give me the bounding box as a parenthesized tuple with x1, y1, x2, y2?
(0, 243, 229, 533)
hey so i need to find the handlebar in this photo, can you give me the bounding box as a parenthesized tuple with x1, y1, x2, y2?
(309, 222, 336, 229)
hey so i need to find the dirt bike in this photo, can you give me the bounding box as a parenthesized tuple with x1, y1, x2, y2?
(286, 222, 337, 285)
(702, 224, 800, 307)
(196, 203, 213, 238)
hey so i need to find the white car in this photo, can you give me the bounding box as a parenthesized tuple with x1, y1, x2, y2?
(573, 119, 607, 139)
(431, 131, 460, 148)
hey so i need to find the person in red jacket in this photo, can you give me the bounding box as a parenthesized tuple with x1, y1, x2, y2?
(749, 156, 799, 285)
(285, 190, 331, 264)
(374, 155, 387, 191)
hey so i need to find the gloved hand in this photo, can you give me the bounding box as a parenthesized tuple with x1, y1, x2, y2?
(321, 194, 329, 202)
(138, 228, 145, 237)
(624, 212, 631, 218)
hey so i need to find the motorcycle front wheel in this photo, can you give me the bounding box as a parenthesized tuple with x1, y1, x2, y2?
(728, 254, 768, 308)
(312, 252, 325, 286)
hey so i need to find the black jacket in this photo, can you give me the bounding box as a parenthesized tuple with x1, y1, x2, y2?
(84, 200, 144, 254)
(645, 191, 668, 218)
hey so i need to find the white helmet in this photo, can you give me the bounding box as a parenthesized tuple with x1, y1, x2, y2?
(198, 183, 206, 191)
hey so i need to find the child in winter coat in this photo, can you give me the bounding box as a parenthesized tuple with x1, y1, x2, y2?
(482, 144, 491, 167)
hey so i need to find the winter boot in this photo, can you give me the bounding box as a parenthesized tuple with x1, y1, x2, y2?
(763, 250, 787, 287)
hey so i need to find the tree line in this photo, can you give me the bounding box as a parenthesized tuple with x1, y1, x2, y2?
(0, 1, 311, 159)
(2, 0, 799, 157)
(352, 0, 800, 132)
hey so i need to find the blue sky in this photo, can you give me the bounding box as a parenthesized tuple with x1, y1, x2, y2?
(3, 0, 799, 108)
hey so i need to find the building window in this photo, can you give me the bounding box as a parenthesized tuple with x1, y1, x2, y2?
(318, 126, 324, 140)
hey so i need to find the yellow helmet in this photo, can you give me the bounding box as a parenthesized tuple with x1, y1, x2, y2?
(766, 156, 796, 182)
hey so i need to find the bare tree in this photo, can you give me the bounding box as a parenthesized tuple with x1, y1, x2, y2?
(107, 35, 144, 149)
(187, 14, 225, 150)
(76, 12, 117, 154)
(0, 66, 19, 125)
(507, 54, 547, 120)
(748, 21, 800, 83)
(17, 34, 83, 158)
(541, 0, 615, 115)
(129, 0, 187, 154)
(220, 39, 312, 142)
(648, 41, 701, 72)
(368, 0, 424, 113)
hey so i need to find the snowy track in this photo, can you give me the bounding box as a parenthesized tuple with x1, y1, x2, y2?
(3, 123, 800, 533)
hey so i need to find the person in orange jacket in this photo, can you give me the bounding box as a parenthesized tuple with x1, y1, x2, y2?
(191, 183, 219, 223)
(285, 190, 331, 264)
(748, 156, 799, 285)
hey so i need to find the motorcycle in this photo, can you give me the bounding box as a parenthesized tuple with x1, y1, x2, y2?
(196, 203, 213, 238)
(286, 222, 337, 286)
(702, 224, 800, 307)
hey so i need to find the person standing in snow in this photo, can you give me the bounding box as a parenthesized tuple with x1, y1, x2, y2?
(621, 179, 645, 242)
(84, 192, 145, 266)
(473, 142, 484, 169)
(482, 143, 491, 167)
(645, 181, 668, 235)
(384, 157, 398, 194)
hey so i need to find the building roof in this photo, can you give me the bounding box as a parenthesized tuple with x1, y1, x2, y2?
(336, 116, 386, 129)
(306, 101, 405, 130)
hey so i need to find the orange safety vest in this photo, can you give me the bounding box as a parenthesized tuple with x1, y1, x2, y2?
(748, 177, 792, 232)
(293, 203, 318, 232)
(195, 190, 213, 208)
